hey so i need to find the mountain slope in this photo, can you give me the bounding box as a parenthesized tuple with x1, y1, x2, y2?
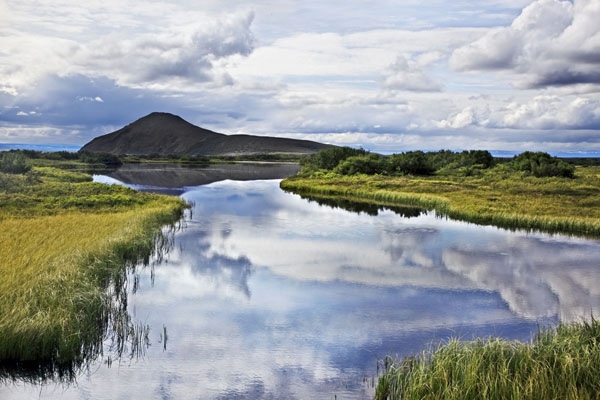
(81, 112, 332, 156)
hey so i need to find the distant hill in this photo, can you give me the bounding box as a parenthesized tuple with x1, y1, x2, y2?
(81, 112, 333, 156)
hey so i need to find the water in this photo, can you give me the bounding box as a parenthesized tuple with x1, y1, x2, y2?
(3, 166, 600, 399)
(0, 143, 80, 152)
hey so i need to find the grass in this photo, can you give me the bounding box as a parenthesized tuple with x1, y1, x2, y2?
(0, 165, 186, 380)
(375, 318, 600, 400)
(281, 164, 600, 237)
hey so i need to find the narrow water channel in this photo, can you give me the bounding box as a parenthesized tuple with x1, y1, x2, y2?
(2, 164, 600, 399)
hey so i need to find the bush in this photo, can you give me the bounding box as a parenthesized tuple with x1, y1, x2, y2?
(388, 151, 435, 175)
(458, 150, 495, 168)
(511, 152, 574, 178)
(334, 154, 387, 175)
(301, 147, 367, 171)
(78, 151, 123, 167)
(0, 152, 30, 174)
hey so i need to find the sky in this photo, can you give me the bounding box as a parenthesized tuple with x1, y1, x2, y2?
(0, 0, 599, 153)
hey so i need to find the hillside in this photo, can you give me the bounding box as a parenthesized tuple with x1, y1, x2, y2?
(81, 112, 333, 156)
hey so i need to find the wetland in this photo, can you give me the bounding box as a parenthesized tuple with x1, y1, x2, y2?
(2, 162, 600, 399)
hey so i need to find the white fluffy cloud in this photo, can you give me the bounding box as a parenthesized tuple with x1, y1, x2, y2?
(0, 10, 256, 94)
(436, 94, 600, 131)
(451, 0, 600, 89)
(380, 55, 443, 92)
(70, 12, 255, 89)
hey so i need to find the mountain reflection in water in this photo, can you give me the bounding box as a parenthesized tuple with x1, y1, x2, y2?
(3, 175, 600, 400)
(95, 162, 300, 195)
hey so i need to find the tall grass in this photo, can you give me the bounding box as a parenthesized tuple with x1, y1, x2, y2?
(280, 166, 600, 237)
(375, 318, 600, 400)
(0, 166, 187, 381)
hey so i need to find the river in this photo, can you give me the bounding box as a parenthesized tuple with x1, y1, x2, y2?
(2, 163, 600, 399)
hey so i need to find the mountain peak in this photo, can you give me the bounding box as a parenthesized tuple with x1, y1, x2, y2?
(81, 112, 333, 156)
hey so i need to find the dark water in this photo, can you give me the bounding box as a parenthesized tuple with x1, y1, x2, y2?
(3, 166, 600, 399)
(97, 162, 301, 195)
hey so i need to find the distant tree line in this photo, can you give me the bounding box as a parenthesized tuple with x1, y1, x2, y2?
(301, 147, 575, 178)
(0, 149, 122, 174)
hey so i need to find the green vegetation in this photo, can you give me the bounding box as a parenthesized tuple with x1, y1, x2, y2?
(2, 149, 122, 172)
(512, 151, 575, 178)
(300, 147, 497, 177)
(282, 148, 600, 236)
(299, 147, 577, 178)
(301, 146, 368, 170)
(0, 152, 30, 174)
(375, 318, 600, 400)
(0, 158, 186, 379)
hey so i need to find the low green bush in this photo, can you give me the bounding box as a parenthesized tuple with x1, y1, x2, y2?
(0, 152, 30, 174)
(511, 152, 575, 178)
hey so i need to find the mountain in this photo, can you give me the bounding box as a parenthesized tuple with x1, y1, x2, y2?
(80, 112, 333, 156)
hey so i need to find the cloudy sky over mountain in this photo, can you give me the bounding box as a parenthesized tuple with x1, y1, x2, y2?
(1, 0, 599, 153)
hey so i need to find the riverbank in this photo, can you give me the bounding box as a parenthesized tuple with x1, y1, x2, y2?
(281, 165, 600, 237)
(375, 318, 600, 400)
(0, 165, 187, 376)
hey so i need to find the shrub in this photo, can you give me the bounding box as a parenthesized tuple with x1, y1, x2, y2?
(427, 149, 459, 171)
(334, 154, 387, 175)
(78, 151, 123, 167)
(0, 152, 30, 174)
(511, 152, 574, 178)
(300, 147, 367, 171)
(388, 151, 435, 175)
(458, 150, 494, 168)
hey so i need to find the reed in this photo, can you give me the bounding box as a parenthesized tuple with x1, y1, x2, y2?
(375, 318, 600, 400)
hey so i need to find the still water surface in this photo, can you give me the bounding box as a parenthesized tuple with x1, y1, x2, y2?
(2, 164, 600, 399)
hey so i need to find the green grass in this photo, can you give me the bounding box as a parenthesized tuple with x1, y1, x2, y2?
(375, 319, 600, 400)
(0, 165, 187, 379)
(281, 164, 600, 237)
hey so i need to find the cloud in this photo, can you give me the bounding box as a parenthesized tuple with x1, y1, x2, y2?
(0, 11, 256, 94)
(380, 55, 443, 92)
(77, 96, 104, 102)
(435, 95, 600, 130)
(450, 0, 600, 89)
(69, 11, 255, 89)
(435, 107, 475, 129)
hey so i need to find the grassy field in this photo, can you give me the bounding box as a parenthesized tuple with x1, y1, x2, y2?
(375, 319, 600, 400)
(281, 164, 600, 237)
(0, 165, 186, 379)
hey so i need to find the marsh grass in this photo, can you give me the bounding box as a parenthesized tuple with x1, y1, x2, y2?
(375, 319, 600, 400)
(0, 166, 186, 382)
(281, 165, 600, 237)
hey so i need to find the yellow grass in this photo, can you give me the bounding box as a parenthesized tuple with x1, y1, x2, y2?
(0, 166, 186, 373)
(281, 166, 600, 236)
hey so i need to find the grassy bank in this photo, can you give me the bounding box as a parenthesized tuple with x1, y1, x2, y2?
(281, 165, 600, 236)
(0, 165, 186, 378)
(375, 319, 600, 400)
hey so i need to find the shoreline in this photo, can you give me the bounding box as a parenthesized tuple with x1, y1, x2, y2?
(280, 168, 600, 238)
